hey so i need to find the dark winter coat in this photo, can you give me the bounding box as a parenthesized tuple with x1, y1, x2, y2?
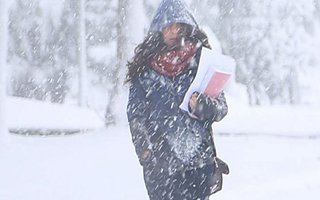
(127, 0, 228, 176)
(127, 51, 228, 172)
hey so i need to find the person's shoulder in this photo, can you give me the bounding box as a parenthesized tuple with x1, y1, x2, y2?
(133, 67, 156, 85)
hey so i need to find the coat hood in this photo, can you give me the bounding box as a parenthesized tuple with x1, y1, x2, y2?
(148, 0, 199, 33)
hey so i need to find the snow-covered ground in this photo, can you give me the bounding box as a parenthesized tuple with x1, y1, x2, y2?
(1, 98, 320, 200)
(214, 135, 320, 200)
(7, 96, 105, 131)
(0, 126, 319, 200)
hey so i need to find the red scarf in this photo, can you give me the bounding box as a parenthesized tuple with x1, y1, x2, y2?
(151, 41, 197, 77)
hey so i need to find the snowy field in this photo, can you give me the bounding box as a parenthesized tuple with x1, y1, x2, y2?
(1, 97, 320, 200)
(0, 125, 319, 200)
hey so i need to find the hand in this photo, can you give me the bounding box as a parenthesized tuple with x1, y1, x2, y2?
(188, 92, 199, 114)
(188, 92, 218, 121)
(141, 149, 152, 161)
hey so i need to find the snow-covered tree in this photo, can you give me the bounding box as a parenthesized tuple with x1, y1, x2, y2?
(214, 0, 319, 105)
(0, 0, 9, 137)
(8, 0, 47, 100)
(8, 0, 78, 103)
(85, 0, 117, 92)
(105, 0, 130, 125)
(79, 0, 87, 107)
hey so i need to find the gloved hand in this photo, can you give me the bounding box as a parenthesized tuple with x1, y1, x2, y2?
(141, 149, 152, 161)
(139, 148, 155, 167)
(129, 117, 153, 166)
(188, 92, 217, 121)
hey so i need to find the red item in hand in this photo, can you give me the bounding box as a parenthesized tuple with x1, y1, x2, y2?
(204, 71, 231, 97)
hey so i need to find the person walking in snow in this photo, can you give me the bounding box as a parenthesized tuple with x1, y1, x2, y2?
(126, 0, 229, 199)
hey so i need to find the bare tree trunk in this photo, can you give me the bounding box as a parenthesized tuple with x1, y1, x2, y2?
(315, 0, 320, 19)
(79, 0, 87, 107)
(0, 0, 9, 139)
(50, 69, 68, 103)
(288, 66, 300, 104)
(105, 0, 129, 125)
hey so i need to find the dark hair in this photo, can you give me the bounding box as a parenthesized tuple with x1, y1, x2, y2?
(125, 23, 211, 83)
(125, 32, 166, 83)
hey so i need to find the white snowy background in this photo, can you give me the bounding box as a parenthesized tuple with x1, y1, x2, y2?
(1, 0, 320, 200)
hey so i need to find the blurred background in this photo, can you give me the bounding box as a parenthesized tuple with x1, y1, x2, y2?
(2, 0, 320, 125)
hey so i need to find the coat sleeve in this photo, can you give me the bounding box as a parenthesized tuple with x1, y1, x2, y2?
(191, 91, 228, 123)
(127, 78, 152, 165)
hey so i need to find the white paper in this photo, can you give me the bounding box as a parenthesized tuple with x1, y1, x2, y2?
(179, 48, 236, 113)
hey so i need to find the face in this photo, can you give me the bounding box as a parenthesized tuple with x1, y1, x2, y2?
(162, 23, 185, 47)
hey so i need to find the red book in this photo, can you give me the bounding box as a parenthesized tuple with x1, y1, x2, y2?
(204, 72, 231, 97)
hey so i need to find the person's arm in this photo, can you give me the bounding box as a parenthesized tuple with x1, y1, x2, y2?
(189, 91, 228, 123)
(127, 78, 152, 165)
